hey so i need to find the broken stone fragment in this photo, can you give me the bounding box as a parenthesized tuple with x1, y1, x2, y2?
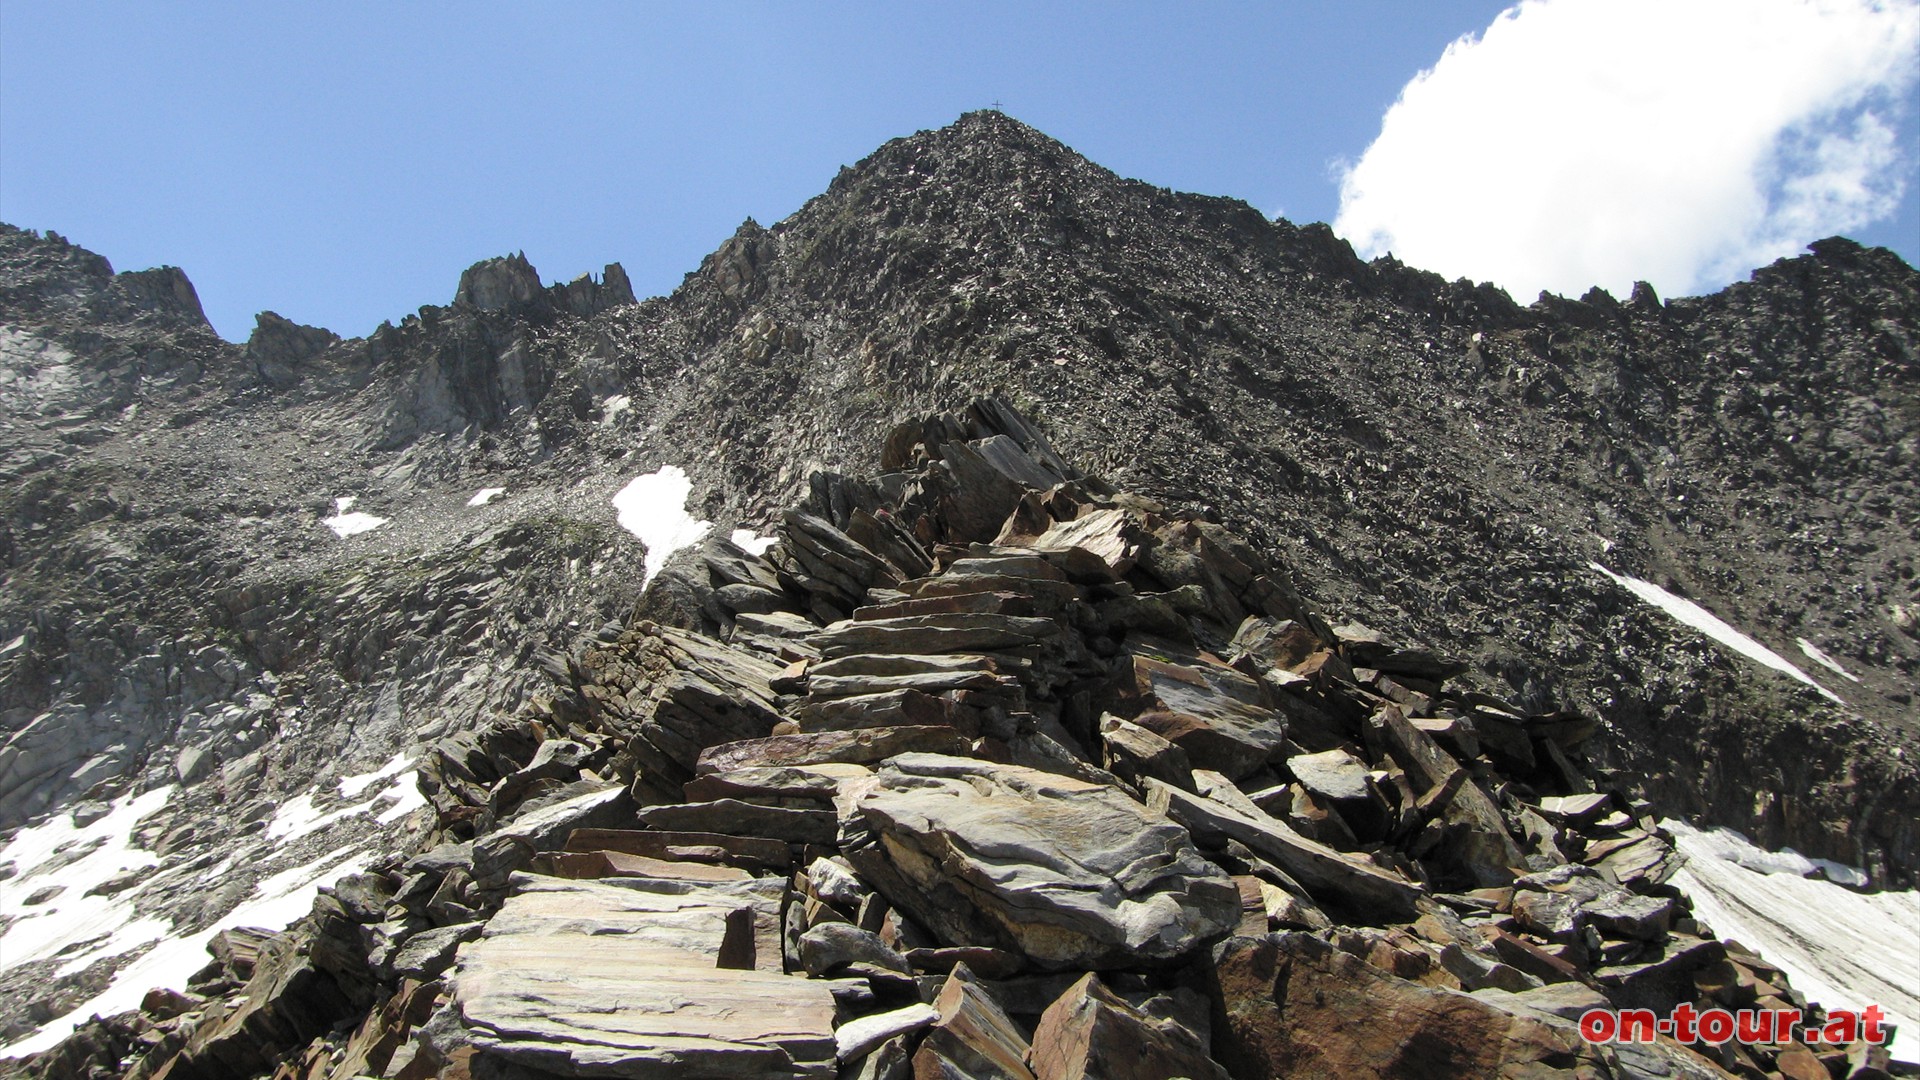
(1593, 932, 1726, 1012)
(389, 921, 484, 981)
(1284, 747, 1391, 839)
(911, 963, 1038, 1079)
(1029, 972, 1229, 1080)
(1370, 705, 1524, 888)
(636, 798, 839, 843)
(1146, 777, 1425, 920)
(1098, 713, 1196, 793)
(805, 855, 867, 908)
(563, 827, 794, 872)
(1514, 863, 1675, 944)
(469, 783, 631, 888)
(792, 687, 995, 736)
(541, 849, 753, 882)
(810, 612, 1064, 657)
(1584, 829, 1681, 887)
(996, 506, 1145, 579)
(682, 763, 863, 804)
(1438, 942, 1543, 992)
(903, 945, 1025, 979)
(834, 1001, 937, 1065)
(1228, 616, 1325, 675)
(452, 877, 849, 1077)
(157, 907, 377, 1078)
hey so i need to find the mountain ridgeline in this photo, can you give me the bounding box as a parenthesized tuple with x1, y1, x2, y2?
(0, 110, 1917, 1074)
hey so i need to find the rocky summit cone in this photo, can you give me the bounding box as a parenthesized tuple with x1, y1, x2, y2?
(0, 114, 1914, 1078)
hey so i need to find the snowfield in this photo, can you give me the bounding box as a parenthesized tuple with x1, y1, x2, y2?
(1666, 820, 1919, 1064)
(0, 761, 425, 1057)
(1795, 637, 1862, 683)
(0, 843, 372, 1058)
(0, 786, 177, 978)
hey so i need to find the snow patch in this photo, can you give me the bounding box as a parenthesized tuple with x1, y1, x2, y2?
(1665, 820, 1917, 1063)
(601, 394, 631, 422)
(0, 786, 177, 979)
(271, 761, 424, 842)
(265, 793, 331, 843)
(1588, 563, 1841, 704)
(730, 528, 777, 556)
(1796, 637, 1862, 683)
(466, 487, 506, 507)
(1665, 820, 1870, 887)
(323, 496, 387, 538)
(0, 844, 371, 1058)
(373, 769, 428, 824)
(612, 466, 711, 588)
(338, 752, 412, 799)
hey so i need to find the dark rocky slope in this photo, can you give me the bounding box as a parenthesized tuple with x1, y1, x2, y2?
(24, 400, 1896, 1080)
(0, 111, 1915, 1063)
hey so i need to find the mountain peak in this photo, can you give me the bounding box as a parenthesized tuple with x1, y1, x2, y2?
(822, 110, 1104, 204)
(454, 251, 542, 310)
(5, 114, 1920, 1074)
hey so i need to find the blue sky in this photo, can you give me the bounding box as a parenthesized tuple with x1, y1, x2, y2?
(3, 2, 1916, 341)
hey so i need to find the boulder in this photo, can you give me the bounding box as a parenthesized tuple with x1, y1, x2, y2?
(636, 798, 839, 843)
(1285, 747, 1390, 837)
(1098, 714, 1195, 793)
(810, 613, 1063, 657)
(450, 875, 849, 1077)
(390, 922, 484, 981)
(1106, 645, 1288, 779)
(834, 1002, 937, 1064)
(470, 783, 631, 888)
(797, 922, 910, 977)
(541, 850, 754, 883)
(841, 754, 1239, 969)
(563, 827, 794, 872)
(1228, 616, 1324, 674)
(1000, 507, 1145, 579)
(1370, 705, 1524, 887)
(1208, 932, 1604, 1079)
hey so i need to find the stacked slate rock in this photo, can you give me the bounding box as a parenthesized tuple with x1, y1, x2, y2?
(31, 400, 1901, 1080)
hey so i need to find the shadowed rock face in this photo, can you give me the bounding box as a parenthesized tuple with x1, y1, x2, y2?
(0, 110, 1915, 1070)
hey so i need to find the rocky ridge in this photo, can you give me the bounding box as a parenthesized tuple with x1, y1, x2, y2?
(1, 110, 1916, 1071)
(21, 400, 1905, 1080)
(11, 112, 1912, 888)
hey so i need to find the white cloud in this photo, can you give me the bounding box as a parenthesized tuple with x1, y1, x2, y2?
(1334, 0, 1920, 301)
